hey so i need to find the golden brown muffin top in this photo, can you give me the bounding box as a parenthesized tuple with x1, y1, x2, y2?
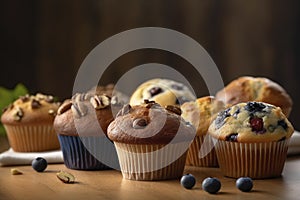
(215, 76, 293, 117)
(107, 100, 195, 144)
(208, 102, 294, 143)
(1, 93, 60, 125)
(181, 96, 225, 136)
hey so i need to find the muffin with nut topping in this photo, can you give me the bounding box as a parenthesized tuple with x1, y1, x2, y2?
(208, 102, 294, 179)
(1, 93, 61, 152)
(54, 93, 123, 170)
(107, 100, 195, 180)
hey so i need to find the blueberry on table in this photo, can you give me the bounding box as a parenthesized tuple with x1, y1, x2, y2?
(180, 174, 196, 189)
(202, 177, 221, 194)
(32, 157, 48, 172)
(236, 177, 253, 192)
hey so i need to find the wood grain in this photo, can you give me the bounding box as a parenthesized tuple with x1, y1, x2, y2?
(0, 157, 300, 199)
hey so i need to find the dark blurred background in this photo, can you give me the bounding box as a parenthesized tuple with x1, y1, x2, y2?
(1, 0, 299, 129)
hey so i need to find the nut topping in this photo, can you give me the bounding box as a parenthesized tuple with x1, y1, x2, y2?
(165, 105, 182, 115)
(10, 168, 23, 175)
(56, 171, 75, 184)
(90, 95, 110, 109)
(116, 104, 131, 117)
(13, 107, 23, 121)
(31, 99, 41, 109)
(45, 95, 54, 103)
(48, 109, 55, 116)
(20, 94, 30, 102)
(71, 102, 88, 118)
(57, 101, 72, 115)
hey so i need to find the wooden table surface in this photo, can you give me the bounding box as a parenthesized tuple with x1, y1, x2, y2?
(1, 135, 300, 200)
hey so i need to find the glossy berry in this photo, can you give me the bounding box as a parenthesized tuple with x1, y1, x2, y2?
(250, 117, 266, 133)
(180, 174, 196, 189)
(32, 157, 48, 172)
(236, 177, 253, 192)
(245, 102, 266, 113)
(202, 177, 221, 194)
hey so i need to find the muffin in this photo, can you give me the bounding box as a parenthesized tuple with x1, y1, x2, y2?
(54, 93, 123, 170)
(129, 78, 196, 106)
(208, 102, 294, 179)
(1, 93, 60, 152)
(181, 96, 225, 167)
(215, 76, 293, 117)
(107, 100, 195, 181)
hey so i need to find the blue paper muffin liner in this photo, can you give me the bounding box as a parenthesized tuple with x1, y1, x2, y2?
(58, 134, 112, 170)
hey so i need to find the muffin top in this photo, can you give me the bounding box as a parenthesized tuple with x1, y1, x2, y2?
(54, 93, 123, 137)
(1, 93, 60, 125)
(208, 102, 294, 143)
(181, 96, 225, 136)
(129, 78, 196, 107)
(215, 76, 293, 117)
(107, 100, 195, 144)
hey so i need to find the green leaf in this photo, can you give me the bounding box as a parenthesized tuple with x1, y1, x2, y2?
(0, 84, 29, 135)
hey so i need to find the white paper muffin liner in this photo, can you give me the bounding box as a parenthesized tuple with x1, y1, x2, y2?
(214, 139, 290, 179)
(4, 124, 60, 152)
(186, 135, 218, 167)
(114, 142, 189, 181)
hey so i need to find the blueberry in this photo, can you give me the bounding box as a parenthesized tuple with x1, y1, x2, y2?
(236, 177, 253, 192)
(225, 133, 238, 142)
(278, 120, 288, 130)
(180, 174, 196, 189)
(32, 157, 48, 172)
(202, 177, 221, 194)
(244, 102, 266, 113)
(215, 108, 231, 129)
(149, 87, 162, 97)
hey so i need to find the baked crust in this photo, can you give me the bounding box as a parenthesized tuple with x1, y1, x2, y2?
(215, 76, 293, 117)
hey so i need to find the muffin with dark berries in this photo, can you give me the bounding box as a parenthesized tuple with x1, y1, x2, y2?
(208, 102, 294, 179)
(54, 93, 123, 170)
(107, 100, 195, 181)
(129, 78, 196, 106)
(1, 93, 60, 152)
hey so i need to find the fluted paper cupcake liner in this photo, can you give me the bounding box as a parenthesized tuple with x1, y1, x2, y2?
(4, 124, 60, 152)
(58, 135, 111, 170)
(114, 142, 189, 181)
(186, 135, 218, 167)
(214, 139, 290, 179)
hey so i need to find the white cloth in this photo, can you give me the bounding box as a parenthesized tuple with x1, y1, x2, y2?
(0, 148, 63, 166)
(287, 130, 300, 156)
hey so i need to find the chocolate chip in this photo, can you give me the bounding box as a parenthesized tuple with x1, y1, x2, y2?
(278, 120, 288, 130)
(225, 133, 238, 142)
(244, 102, 266, 113)
(31, 99, 41, 109)
(144, 99, 160, 108)
(165, 105, 182, 115)
(133, 118, 147, 129)
(57, 101, 72, 115)
(71, 102, 88, 118)
(171, 84, 183, 90)
(116, 104, 131, 117)
(149, 87, 162, 97)
(215, 108, 231, 129)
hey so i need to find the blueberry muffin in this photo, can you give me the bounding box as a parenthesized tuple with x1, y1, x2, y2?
(129, 78, 196, 106)
(208, 102, 294, 179)
(54, 93, 123, 170)
(1, 93, 61, 152)
(107, 100, 195, 180)
(181, 96, 225, 167)
(215, 76, 293, 117)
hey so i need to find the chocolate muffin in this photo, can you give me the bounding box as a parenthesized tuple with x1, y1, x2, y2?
(54, 93, 123, 170)
(107, 100, 195, 181)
